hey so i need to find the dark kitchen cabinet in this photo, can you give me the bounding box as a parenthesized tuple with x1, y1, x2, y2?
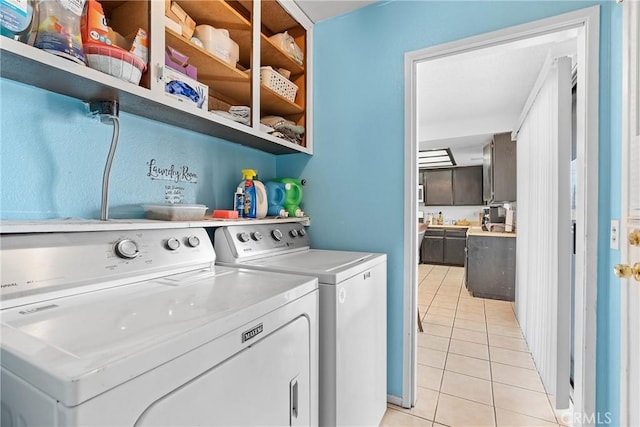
(425, 169, 453, 206)
(443, 229, 467, 266)
(421, 228, 467, 266)
(483, 132, 517, 203)
(422, 166, 482, 206)
(453, 166, 483, 205)
(422, 229, 445, 263)
(465, 234, 516, 300)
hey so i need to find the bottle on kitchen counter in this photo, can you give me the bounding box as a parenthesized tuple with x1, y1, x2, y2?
(437, 212, 443, 225)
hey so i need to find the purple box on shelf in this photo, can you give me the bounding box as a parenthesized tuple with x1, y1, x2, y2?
(165, 46, 197, 80)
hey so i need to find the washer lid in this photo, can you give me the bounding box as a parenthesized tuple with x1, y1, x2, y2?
(238, 250, 387, 284)
(0, 267, 317, 407)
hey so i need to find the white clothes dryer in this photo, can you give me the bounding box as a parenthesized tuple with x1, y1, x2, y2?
(214, 223, 387, 427)
(0, 227, 318, 426)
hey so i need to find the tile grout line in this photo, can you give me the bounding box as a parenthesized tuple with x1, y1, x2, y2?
(432, 266, 462, 427)
(476, 297, 498, 427)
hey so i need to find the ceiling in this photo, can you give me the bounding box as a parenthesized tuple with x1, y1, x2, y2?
(418, 29, 579, 167)
(293, 0, 376, 23)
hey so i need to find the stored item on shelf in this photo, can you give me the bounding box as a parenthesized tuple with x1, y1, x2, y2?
(266, 181, 287, 217)
(269, 31, 303, 65)
(126, 28, 148, 63)
(234, 186, 244, 217)
(1, 0, 36, 43)
(275, 178, 304, 218)
(81, 0, 112, 46)
(165, 0, 195, 39)
(238, 169, 267, 219)
(164, 15, 180, 34)
(165, 45, 196, 79)
(276, 68, 291, 79)
(163, 66, 208, 110)
(34, 0, 86, 64)
(260, 115, 305, 145)
(213, 209, 239, 219)
(193, 25, 239, 67)
(260, 66, 298, 102)
(190, 36, 203, 49)
(142, 203, 207, 221)
(84, 42, 146, 85)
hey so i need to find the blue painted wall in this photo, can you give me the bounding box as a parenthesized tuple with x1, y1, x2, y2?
(278, 0, 622, 420)
(0, 80, 276, 219)
(0, 0, 623, 421)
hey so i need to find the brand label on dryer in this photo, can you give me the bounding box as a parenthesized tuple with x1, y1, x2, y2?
(242, 323, 263, 342)
(19, 304, 59, 315)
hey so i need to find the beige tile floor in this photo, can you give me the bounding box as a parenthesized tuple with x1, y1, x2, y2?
(380, 265, 569, 427)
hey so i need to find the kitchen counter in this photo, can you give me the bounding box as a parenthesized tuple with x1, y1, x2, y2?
(466, 227, 516, 238)
(425, 224, 475, 229)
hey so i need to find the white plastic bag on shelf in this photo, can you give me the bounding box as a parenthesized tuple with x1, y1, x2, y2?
(269, 31, 303, 65)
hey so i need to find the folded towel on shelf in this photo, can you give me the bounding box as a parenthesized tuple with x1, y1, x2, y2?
(210, 110, 250, 125)
(210, 105, 251, 125)
(229, 105, 250, 117)
(260, 115, 304, 145)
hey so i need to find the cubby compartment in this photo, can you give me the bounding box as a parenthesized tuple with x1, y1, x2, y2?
(256, 1, 307, 147)
(97, 1, 151, 89)
(163, 0, 253, 121)
(0, 0, 312, 154)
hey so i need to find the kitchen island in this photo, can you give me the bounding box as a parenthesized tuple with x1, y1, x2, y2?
(465, 228, 516, 301)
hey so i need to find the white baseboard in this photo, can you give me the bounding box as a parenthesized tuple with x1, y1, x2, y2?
(386, 394, 407, 408)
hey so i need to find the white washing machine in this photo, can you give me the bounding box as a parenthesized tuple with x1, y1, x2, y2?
(0, 227, 318, 426)
(214, 223, 387, 427)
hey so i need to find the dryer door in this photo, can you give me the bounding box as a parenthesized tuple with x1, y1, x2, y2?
(135, 316, 310, 426)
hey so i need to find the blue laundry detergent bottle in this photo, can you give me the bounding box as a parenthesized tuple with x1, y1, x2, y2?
(266, 181, 287, 217)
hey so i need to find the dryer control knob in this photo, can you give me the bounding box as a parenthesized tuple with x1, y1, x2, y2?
(271, 229, 283, 241)
(115, 239, 139, 259)
(237, 232, 250, 243)
(251, 232, 263, 241)
(166, 237, 181, 251)
(187, 236, 200, 247)
(298, 228, 306, 236)
(289, 229, 298, 238)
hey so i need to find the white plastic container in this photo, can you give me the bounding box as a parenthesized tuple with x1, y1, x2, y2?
(193, 25, 239, 67)
(142, 204, 207, 221)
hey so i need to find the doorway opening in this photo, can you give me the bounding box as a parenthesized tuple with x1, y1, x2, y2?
(403, 6, 600, 418)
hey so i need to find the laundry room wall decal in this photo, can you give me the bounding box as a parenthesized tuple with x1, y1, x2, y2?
(146, 158, 198, 184)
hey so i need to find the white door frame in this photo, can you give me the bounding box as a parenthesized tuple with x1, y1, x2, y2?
(620, 0, 639, 425)
(403, 6, 600, 419)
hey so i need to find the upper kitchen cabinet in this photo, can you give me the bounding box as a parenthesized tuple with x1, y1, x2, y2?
(453, 166, 483, 205)
(422, 166, 483, 206)
(483, 132, 517, 203)
(0, 0, 313, 155)
(424, 169, 453, 206)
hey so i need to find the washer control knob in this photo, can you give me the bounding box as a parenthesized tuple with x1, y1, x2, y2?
(166, 237, 181, 251)
(237, 232, 250, 243)
(187, 236, 200, 247)
(251, 232, 263, 241)
(271, 229, 283, 241)
(115, 239, 139, 259)
(289, 229, 298, 238)
(298, 228, 306, 236)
